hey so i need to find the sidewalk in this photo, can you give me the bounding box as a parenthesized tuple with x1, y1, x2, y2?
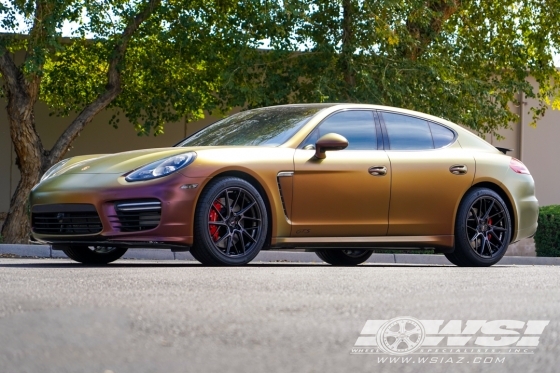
(1, 244, 559, 265)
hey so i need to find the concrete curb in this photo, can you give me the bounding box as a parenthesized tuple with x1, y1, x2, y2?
(1, 244, 559, 265)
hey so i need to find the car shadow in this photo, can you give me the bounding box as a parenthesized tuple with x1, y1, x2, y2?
(0, 258, 514, 269)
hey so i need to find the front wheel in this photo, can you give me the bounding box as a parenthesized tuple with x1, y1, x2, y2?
(60, 246, 128, 264)
(315, 249, 373, 266)
(190, 177, 268, 266)
(452, 188, 512, 267)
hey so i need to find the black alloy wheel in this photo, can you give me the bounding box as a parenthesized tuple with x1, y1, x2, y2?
(449, 188, 511, 267)
(190, 177, 268, 265)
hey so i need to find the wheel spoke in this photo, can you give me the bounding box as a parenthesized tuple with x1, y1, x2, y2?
(398, 321, 407, 333)
(211, 203, 227, 221)
(489, 211, 503, 219)
(483, 236, 492, 255)
(237, 201, 256, 216)
(208, 221, 227, 226)
(215, 232, 231, 246)
(385, 330, 402, 338)
(469, 231, 481, 242)
(401, 336, 415, 348)
(390, 338, 403, 350)
(232, 189, 243, 212)
(477, 236, 486, 255)
(224, 189, 232, 217)
(466, 225, 478, 232)
(491, 215, 505, 225)
(237, 230, 246, 254)
(488, 239, 502, 252)
(241, 227, 257, 243)
(482, 200, 495, 220)
(225, 234, 233, 255)
(491, 226, 507, 232)
(405, 326, 421, 336)
(241, 216, 261, 222)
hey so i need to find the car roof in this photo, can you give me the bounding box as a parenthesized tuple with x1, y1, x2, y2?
(271, 103, 453, 125)
(271, 103, 499, 153)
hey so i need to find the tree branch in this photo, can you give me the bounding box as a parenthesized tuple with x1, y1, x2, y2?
(48, 0, 161, 164)
(0, 45, 26, 101)
(405, 0, 461, 60)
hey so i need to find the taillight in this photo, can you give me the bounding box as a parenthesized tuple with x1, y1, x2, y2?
(509, 158, 530, 175)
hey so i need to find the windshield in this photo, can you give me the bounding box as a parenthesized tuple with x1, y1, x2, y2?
(176, 106, 327, 147)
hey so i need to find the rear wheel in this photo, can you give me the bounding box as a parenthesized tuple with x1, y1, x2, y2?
(452, 188, 512, 267)
(60, 246, 127, 264)
(190, 177, 268, 266)
(315, 249, 373, 266)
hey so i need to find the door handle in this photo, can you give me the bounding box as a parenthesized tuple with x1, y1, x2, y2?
(368, 166, 387, 176)
(449, 165, 468, 175)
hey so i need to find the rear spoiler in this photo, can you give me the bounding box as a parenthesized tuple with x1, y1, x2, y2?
(495, 146, 513, 154)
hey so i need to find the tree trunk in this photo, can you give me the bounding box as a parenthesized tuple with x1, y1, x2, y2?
(0, 0, 161, 244)
(1, 89, 46, 244)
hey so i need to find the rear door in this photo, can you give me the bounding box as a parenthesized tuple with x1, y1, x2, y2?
(290, 110, 391, 237)
(379, 111, 475, 236)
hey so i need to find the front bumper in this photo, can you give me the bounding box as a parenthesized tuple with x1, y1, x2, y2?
(29, 172, 205, 246)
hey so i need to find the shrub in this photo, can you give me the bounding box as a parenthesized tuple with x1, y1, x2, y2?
(534, 205, 560, 257)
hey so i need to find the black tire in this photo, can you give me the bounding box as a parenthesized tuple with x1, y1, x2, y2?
(444, 252, 466, 266)
(453, 188, 512, 267)
(190, 177, 268, 266)
(315, 249, 373, 266)
(60, 246, 127, 264)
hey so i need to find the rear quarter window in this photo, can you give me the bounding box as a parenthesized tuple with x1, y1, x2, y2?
(429, 122, 456, 148)
(381, 112, 434, 150)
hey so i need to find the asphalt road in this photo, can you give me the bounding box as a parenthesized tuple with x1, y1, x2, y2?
(0, 259, 559, 373)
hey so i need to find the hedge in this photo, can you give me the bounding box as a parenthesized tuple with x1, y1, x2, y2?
(534, 205, 560, 257)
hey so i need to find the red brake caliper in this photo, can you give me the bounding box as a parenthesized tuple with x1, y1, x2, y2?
(488, 217, 492, 240)
(209, 201, 222, 242)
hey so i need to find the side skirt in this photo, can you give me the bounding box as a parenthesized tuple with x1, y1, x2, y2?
(270, 235, 454, 252)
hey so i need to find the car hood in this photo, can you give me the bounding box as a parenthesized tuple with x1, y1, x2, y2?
(57, 146, 293, 176)
(60, 148, 203, 175)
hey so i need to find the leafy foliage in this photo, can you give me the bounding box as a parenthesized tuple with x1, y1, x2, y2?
(4, 1, 560, 139)
(223, 0, 560, 138)
(535, 205, 560, 257)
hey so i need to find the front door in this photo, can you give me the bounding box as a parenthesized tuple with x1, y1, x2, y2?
(290, 110, 391, 237)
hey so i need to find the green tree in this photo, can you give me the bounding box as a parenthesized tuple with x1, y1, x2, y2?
(0, 0, 262, 243)
(224, 0, 560, 137)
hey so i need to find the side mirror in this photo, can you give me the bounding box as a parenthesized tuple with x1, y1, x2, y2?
(314, 133, 348, 159)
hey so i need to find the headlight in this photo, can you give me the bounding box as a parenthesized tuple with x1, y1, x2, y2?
(125, 152, 196, 182)
(40, 158, 70, 182)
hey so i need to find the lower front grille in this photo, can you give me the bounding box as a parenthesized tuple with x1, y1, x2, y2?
(110, 199, 162, 232)
(32, 204, 102, 235)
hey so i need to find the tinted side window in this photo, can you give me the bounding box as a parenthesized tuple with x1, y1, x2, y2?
(382, 113, 434, 150)
(429, 122, 455, 148)
(303, 110, 377, 150)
